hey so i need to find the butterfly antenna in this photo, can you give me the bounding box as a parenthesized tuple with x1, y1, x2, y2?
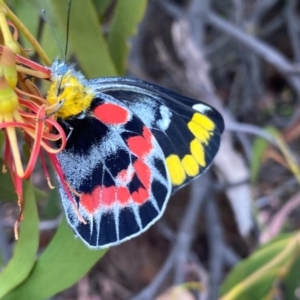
(41, 9, 64, 59)
(64, 0, 72, 62)
(56, 0, 72, 97)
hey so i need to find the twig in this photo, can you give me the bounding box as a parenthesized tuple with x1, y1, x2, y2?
(249, 0, 279, 25)
(223, 245, 240, 268)
(170, 18, 253, 237)
(155, 0, 183, 19)
(131, 249, 176, 300)
(206, 11, 300, 95)
(260, 191, 300, 244)
(174, 173, 211, 285)
(186, 0, 209, 48)
(131, 173, 211, 300)
(256, 177, 297, 209)
(285, 0, 300, 63)
(226, 122, 278, 146)
(190, 253, 210, 300)
(259, 12, 285, 38)
(232, 0, 244, 25)
(205, 197, 224, 300)
(1, 215, 61, 231)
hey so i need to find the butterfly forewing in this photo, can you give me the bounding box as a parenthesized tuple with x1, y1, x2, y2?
(92, 77, 224, 193)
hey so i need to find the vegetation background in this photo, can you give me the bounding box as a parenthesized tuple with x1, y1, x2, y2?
(1, 0, 300, 299)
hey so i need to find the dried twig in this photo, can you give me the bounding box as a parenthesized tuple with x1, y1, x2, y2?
(205, 197, 224, 300)
(285, 0, 300, 63)
(173, 173, 211, 285)
(206, 11, 300, 95)
(260, 191, 300, 244)
(226, 122, 277, 146)
(131, 173, 211, 300)
(170, 18, 253, 237)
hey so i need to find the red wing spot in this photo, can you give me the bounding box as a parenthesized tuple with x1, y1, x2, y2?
(134, 159, 151, 190)
(80, 186, 101, 214)
(93, 103, 129, 125)
(132, 187, 149, 204)
(101, 186, 116, 208)
(127, 136, 152, 158)
(117, 167, 134, 185)
(143, 126, 153, 143)
(117, 186, 131, 205)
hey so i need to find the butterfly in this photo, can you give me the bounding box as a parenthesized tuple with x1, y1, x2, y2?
(46, 60, 224, 249)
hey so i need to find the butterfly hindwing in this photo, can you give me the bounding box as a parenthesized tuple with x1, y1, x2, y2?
(91, 77, 224, 193)
(57, 96, 171, 248)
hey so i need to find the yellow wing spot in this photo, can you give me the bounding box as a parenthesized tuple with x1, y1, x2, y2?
(188, 120, 211, 144)
(190, 139, 206, 167)
(182, 155, 199, 177)
(166, 154, 186, 186)
(192, 113, 215, 131)
(47, 72, 95, 120)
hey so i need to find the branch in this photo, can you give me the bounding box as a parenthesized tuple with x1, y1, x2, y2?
(205, 197, 224, 300)
(131, 173, 211, 300)
(206, 11, 300, 95)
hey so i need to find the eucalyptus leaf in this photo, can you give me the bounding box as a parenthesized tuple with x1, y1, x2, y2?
(51, 0, 117, 77)
(0, 168, 17, 201)
(250, 135, 269, 184)
(93, 0, 112, 19)
(283, 255, 300, 300)
(221, 234, 298, 299)
(108, 0, 147, 75)
(4, 219, 106, 300)
(9, 0, 40, 50)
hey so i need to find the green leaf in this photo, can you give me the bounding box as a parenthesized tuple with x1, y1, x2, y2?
(39, 187, 61, 219)
(39, 9, 67, 62)
(0, 166, 17, 201)
(283, 253, 300, 299)
(51, 0, 117, 77)
(250, 126, 282, 184)
(4, 219, 107, 300)
(0, 158, 47, 202)
(93, 0, 112, 19)
(107, 0, 147, 74)
(0, 253, 4, 268)
(250, 135, 269, 184)
(0, 182, 39, 299)
(221, 233, 298, 300)
(10, 0, 40, 50)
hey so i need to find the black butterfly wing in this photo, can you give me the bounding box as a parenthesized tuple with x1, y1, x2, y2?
(91, 77, 224, 193)
(57, 96, 171, 248)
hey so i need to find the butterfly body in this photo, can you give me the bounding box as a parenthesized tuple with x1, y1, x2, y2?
(47, 60, 224, 249)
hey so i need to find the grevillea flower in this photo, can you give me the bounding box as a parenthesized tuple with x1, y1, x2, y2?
(0, 2, 67, 238)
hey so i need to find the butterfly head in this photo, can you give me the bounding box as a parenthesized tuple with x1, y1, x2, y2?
(46, 60, 95, 120)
